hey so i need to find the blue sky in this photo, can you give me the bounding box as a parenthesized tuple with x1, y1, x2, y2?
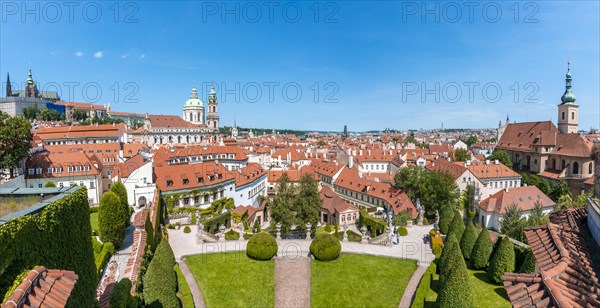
(1, 1, 599, 131)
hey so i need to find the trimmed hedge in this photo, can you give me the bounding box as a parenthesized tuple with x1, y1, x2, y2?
(225, 229, 239, 240)
(411, 260, 437, 308)
(358, 210, 386, 236)
(398, 226, 408, 236)
(92, 237, 103, 254)
(488, 236, 515, 284)
(430, 230, 444, 258)
(471, 225, 494, 269)
(438, 205, 454, 234)
(246, 232, 278, 261)
(518, 249, 536, 274)
(446, 210, 465, 240)
(95, 242, 115, 282)
(109, 278, 133, 308)
(438, 234, 460, 285)
(143, 240, 180, 308)
(99, 191, 127, 247)
(0, 187, 96, 307)
(183, 226, 191, 234)
(460, 219, 478, 260)
(109, 182, 130, 227)
(436, 234, 474, 307)
(310, 233, 342, 261)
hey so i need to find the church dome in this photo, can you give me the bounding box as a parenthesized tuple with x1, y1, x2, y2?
(184, 86, 204, 107)
(561, 91, 576, 104)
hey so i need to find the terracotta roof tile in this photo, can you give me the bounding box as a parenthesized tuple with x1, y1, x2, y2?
(2, 266, 78, 308)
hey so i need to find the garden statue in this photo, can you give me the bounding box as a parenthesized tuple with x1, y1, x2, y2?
(238, 222, 244, 240)
(360, 226, 368, 244)
(342, 223, 348, 242)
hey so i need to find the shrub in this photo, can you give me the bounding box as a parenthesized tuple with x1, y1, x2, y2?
(347, 230, 362, 242)
(310, 233, 342, 261)
(430, 230, 444, 257)
(99, 191, 127, 247)
(429, 228, 436, 237)
(432, 245, 442, 258)
(143, 240, 179, 308)
(393, 211, 412, 226)
(253, 220, 260, 233)
(422, 217, 429, 225)
(109, 182, 130, 227)
(411, 260, 437, 308)
(183, 226, 191, 234)
(358, 210, 386, 236)
(438, 234, 460, 285)
(246, 232, 278, 261)
(460, 219, 478, 260)
(44, 181, 56, 187)
(436, 235, 474, 307)
(95, 243, 115, 282)
(89, 206, 99, 213)
(471, 225, 494, 269)
(488, 236, 515, 284)
(166, 223, 175, 229)
(92, 237, 103, 254)
(446, 210, 465, 240)
(518, 249, 536, 274)
(324, 223, 333, 232)
(438, 205, 455, 234)
(398, 226, 408, 236)
(225, 229, 239, 240)
(109, 278, 133, 308)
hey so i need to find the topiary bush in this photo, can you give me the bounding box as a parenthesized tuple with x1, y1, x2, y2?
(99, 191, 127, 247)
(471, 225, 494, 269)
(310, 233, 342, 261)
(518, 249, 536, 274)
(324, 223, 333, 233)
(95, 242, 115, 282)
(183, 226, 191, 233)
(246, 232, 278, 261)
(109, 182, 130, 227)
(488, 235, 515, 284)
(411, 260, 437, 308)
(398, 226, 408, 236)
(109, 278, 133, 308)
(446, 210, 465, 240)
(436, 234, 474, 308)
(225, 229, 239, 240)
(143, 240, 179, 308)
(438, 234, 460, 285)
(438, 205, 455, 234)
(460, 219, 478, 260)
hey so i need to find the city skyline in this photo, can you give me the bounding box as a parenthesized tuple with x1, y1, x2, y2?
(1, 1, 599, 131)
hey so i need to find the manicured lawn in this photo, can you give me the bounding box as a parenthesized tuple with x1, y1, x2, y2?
(174, 264, 194, 308)
(186, 252, 274, 307)
(423, 268, 510, 308)
(311, 254, 417, 307)
(90, 212, 99, 234)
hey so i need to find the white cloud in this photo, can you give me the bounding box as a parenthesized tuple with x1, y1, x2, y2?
(121, 53, 129, 59)
(140, 54, 145, 59)
(93, 51, 103, 58)
(75, 51, 83, 57)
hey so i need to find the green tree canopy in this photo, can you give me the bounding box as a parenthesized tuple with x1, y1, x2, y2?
(110, 182, 130, 226)
(471, 225, 494, 269)
(500, 204, 526, 242)
(294, 173, 321, 231)
(394, 166, 459, 216)
(487, 150, 513, 168)
(526, 202, 549, 227)
(446, 210, 465, 240)
(488, 235, 516, 284)
(0, 112, 33, 177)
(44, 181, 57, 188)
(465, 135, 478, 147)
(438, 204, 455, 234)
(98, 191, 127, 247)
(453, 148, 471, 162)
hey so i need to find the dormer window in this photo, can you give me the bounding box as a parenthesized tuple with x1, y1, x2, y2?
(56, 167, 62, 174)
(183, 179, 189, 185)
(166, 180, 173, 187)
(84, 165, 90, 172)
(76, 166, 82, 172)
(197, 177, 204, 183)
(68, 166, 74, 173)
(48, 168, 54, 174)
(28, 168, 34, 175)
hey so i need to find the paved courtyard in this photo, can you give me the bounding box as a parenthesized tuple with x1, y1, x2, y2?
(169, 224, 435, 264)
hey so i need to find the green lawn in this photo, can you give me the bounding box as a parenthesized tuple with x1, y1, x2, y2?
(185, 252, 274, 307)
(90, 212, 99, 234)
(312, 254, 417, 307)
(424, 268, 510, 308)
(174, 264, 194, 308)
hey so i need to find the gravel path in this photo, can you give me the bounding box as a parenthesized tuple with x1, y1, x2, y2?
(398, 264, 429, 308)
(178, 260, 206, 308)
(274, 257, 311, 308)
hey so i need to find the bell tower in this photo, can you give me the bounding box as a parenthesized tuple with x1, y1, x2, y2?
(557, 60, 578, 134)
(206, 84, 220, 133)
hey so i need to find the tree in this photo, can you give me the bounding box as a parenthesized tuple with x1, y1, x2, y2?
(437, 234, 475, 308)
(72, 110, 88, 121)
(109, 278, 133, 308)
(488, 235, 515, 284)
(22, 103, 39, 120)
(395, 167, 459, 216)
(269, 173, 295, 233)
(447, 210, 465, 241)
(556, 194, 575, 209)
(98, 191, 127, 247)
(465, 135, 478, 147)
(294, 173, 321, 230)
(143, 240, 180, 308)
(0, 112, 33, 177)
(460, 219, 478, 260)
(44, 181, 56, 188)
(438, 233, 460, 285)
(110, 181, 130, 227)
(453, 148, 471, 162)
(518, 249, 536, 274)
(521, 174, 551, 196)
(549, 180, 571, 202)
(500, 204, 526, 242)
(471, 225, 494, 269)
(438, 205, 455, 234)
(392, 211, 413, 226)
(487, 150, 513, 168)
(526, 202, 549, 227)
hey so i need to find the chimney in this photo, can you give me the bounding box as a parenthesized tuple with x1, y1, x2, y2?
(359, 150, 363, 156)
(349, 156, 354, 168)
(466, 160, 471, 166)
(485, 160, 490, 165)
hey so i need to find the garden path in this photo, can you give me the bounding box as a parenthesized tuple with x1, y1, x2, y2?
(178, 260, 206, 308)
(274, 257, 311, 308)
(398, 264, 429, 308)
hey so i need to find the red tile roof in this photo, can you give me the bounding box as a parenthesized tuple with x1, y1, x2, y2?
(153, 160, 235, 192)
(320, 185, 358, 215)
(25, 151, 100, 178)
(35, 123, 125, 140)
(425, 158, 468, 181)
(148, 114, 197, 128)
(503, 208, 600, 308)
(479, 186, 555, 214)
(460, 160, 520, 179)
(2, 266, 78, 308)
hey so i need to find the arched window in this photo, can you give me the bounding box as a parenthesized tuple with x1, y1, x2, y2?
(347, 214, 352, 221)
(573, 162, 579, 174)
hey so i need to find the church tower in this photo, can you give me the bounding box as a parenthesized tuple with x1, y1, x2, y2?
(183, 85, 205, 125)
(6, 72, 12, 97)
(25, 66, 37, 98)
(206, 84, 220, 132)
(557, 61, 578, 134)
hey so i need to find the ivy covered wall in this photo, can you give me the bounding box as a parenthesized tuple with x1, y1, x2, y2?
(0, 187, 96, 307)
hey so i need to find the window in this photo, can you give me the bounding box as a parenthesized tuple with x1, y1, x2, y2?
(84, 165, 90, 172)
(38, 183, 43, 188)
(572, 112, 575, 120)
(56, 167, 62, 174)
(36, 168, 42, 175)
(48, 168, 53, 174)
(562, 112, 565, 120)
(28, 168, 34, 175)
(90, 181, 95, 189)
(183, 179, 189, 185)
(59, 182, 64, 187)
(589, 163, 593, 174)
(79, 181, 84, 186)
(75, 166, 81, 172)
(166, 180, 173, 187)
(573, 162, 579, 174)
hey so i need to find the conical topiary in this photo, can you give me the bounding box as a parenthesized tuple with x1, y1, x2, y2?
(471, 225, 494, 269)
(488, 235, 515, 284)
(437, 234, 475, 308)
(447, 210, 465, 241)
(460, 219, 478, 260)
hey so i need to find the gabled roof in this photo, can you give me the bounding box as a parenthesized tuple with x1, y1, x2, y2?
(503, 207, 600, 308)
(425, 158, 468, 181)
(479, 186, 555, 214)
(320, 185, 358, 215)
(148, 114, 197, 129)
